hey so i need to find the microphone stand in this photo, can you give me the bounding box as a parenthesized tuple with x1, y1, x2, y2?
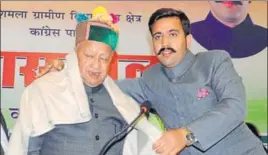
(98, 110, 146, 155)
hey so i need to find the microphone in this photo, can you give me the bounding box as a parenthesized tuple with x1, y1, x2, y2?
(140, 101, 152, 114)
(98, 101, 152, 155)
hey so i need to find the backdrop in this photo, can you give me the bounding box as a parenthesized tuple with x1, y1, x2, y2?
(1, 1, 267, 145)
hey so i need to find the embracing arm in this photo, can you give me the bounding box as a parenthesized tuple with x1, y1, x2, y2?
(116, 78, 148, 104)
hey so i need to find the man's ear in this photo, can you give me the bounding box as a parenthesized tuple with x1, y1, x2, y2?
(186, 34, 192, 50)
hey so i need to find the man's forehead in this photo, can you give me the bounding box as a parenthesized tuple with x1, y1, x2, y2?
(154, 17, 182, 27)
(152, 17, 182, 33)
(77, 40, 111, 52)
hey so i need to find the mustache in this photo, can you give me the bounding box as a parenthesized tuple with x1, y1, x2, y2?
(157, 47, 176, 55)
(214, 1, 243, 5)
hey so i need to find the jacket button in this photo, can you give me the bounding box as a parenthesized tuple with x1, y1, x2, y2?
(95, 135, 100, 140)
(90, 98, 94, 103)
(95, 113, 98, 118)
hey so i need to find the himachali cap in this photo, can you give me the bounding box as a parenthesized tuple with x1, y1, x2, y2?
(75, 6, 119, 51)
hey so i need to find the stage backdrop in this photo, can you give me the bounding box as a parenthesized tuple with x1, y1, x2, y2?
(1, 1, 267, 145)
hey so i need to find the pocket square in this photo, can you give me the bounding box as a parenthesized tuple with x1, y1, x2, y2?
(197, 88, 210, 100)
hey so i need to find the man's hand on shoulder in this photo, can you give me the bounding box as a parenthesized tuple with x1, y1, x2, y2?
(36, 59, 65, 78)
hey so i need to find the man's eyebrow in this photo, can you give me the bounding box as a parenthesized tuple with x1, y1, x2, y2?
(152, 32, 161, 37)
(169, 29, 179, 33)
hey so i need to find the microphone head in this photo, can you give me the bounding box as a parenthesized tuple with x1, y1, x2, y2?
(140, 101, 152, 113)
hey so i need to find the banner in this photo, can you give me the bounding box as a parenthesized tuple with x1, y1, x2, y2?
(1, 1, 267, 145)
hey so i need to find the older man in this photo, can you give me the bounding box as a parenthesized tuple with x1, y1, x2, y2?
(7, 6, 161, 155)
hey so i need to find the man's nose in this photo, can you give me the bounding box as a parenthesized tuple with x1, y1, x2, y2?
(161, 36, 169, 47)
(90, 57, 101, 69)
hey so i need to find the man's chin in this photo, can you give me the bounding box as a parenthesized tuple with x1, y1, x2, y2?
(160, 61, 176, 68)
(84, 79, 103, 87)
(225, 17, 240, 23)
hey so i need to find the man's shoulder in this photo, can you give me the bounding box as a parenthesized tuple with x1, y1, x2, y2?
(20, 69, 71, 113)
(191, 20, 207, 33)
(140, 63, 169, 89)
(253, 24, 267, 32)
(142, 63, 162, 78)
(27, 70, 67, 93)
(252, 25, 267, 41)
(195, 50, 231, 63)
(191, 20, 206, 27)
(191, 50, 232, 74)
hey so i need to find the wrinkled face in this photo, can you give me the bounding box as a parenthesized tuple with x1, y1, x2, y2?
(76, 41, 113, 87)
(209, 1, 249, 25)
(151, 17, 191, 68)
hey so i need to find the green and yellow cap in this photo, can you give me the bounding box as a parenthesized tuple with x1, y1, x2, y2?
(75, 6, 119, 51)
